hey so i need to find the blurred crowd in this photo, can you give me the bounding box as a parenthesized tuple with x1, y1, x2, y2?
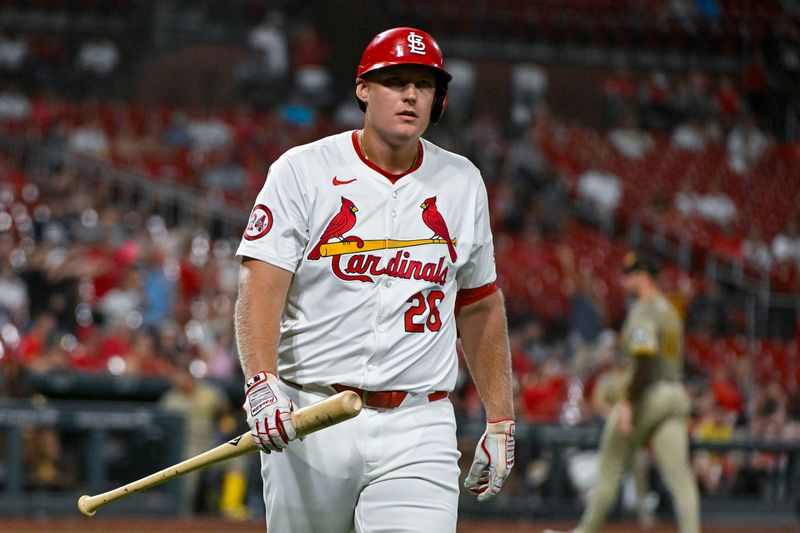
(1, 0, 799, 519)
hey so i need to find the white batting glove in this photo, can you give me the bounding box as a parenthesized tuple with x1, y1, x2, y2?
(243, 371, 297, 453)
(464, 419, 515, 502)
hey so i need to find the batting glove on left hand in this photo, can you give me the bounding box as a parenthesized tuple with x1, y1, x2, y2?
(464, 419, 515, 502)
(243, 371, 296, 453)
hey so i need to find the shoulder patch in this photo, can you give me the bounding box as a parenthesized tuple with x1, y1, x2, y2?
(244, 204, 274, 241)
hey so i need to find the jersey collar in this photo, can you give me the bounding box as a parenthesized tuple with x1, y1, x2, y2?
(351, 130, 423, 184)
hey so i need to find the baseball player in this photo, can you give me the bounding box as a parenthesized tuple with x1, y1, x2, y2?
(235, 27, 515, 532)
(546, 252, 700, 533)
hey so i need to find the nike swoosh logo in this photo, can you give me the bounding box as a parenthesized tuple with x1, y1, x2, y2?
(332, 176, 357, 186)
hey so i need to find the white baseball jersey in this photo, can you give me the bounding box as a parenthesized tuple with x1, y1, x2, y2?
(236, 130, 497, 393)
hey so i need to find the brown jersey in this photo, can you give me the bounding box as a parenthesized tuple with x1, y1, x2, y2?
(621, 294, 683, 388)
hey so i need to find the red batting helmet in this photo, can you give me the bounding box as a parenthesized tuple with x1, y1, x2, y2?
(356, 27, 451, 124)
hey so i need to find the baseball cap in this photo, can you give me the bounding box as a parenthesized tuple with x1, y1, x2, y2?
(621, 251, 660, 275)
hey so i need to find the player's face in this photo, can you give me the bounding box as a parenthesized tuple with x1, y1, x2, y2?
(620, 271, 639, 298)
(357, 65, 437, 143)
(621, 270, 652, 299)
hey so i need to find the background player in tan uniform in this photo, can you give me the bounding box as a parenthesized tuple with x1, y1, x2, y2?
(547, 252, 700, 533)
(590, 334, 656, 529)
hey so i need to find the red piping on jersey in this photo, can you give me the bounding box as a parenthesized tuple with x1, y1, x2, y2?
(455, 282, 498, 316)
(351, 130, 423, 183)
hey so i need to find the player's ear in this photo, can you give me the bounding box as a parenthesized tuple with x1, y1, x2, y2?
(355, 78, 368, 110)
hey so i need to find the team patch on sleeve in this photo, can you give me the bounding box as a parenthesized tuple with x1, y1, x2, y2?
(629, 320, 658, 356)
(244, 204, 274, 241)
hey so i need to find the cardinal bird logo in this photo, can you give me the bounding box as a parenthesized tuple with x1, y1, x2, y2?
(307, 197, 359, 260)
(421, 196, 457, 263)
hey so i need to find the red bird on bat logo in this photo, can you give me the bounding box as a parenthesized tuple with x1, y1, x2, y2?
(307, 197, 359, 260)
(420, 196, 457, 263)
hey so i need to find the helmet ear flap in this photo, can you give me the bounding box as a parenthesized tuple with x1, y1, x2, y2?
(430, 84, 448, 124)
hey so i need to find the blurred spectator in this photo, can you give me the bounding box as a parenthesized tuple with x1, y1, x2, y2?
(568, 270, 605, 356)
(519, 356, 568, 422)
(75, 34, 120, 96)
(710, 365, 744, 417)
(608, 107, 654, 159)
(66, 118, 110, 159)
(159, 363, 233, 514)
(674, 179, 699, 218)
(726, 113, 769, 175)
(18, 312, 57, 366)
(0, 83, 32, 123)
(504, 115, 547, 190)
(0, 30, 29, 79)
(237, 11, 290, 105)
(741, 224, 773, 272)
(28, 339, 71, 372)
(186, 109, 233, 155)
(671, 116, 708, 152)
(246, 11, 289, 82)
(290, 22, 331, 107)
(22, 427, 79, 491)
(675, 180, 738, 227)
(692, 391, 737, 494)
(771, 219, 800, 266)
(140, 243, 176, 327)
(125, 328, 169, 376)
(0, 262, 28, 321)
(509, 63, 548, 129)
(694, 184, 737, 227)
(576, 167, 621, 231)
(97, 266, 142, 326)
(162, 109, 192, 149)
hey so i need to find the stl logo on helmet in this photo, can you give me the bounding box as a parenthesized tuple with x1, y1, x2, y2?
(407, 32, 426, 55)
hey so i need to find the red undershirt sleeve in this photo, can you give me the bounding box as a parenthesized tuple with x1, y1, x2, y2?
(455, 282, 498, 317)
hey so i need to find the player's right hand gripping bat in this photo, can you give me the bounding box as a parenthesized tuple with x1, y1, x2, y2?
(78, 390, 362, 517)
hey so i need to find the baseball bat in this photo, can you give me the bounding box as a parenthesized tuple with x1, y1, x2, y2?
(320, 237, 456, 257)
(78, 390, 362, 517)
